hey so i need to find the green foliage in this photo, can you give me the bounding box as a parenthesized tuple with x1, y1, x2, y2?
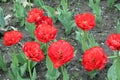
(107, 0, 116, 8)
(88, 70, 98, 79)
(76, 30, 88, 52)
(89, 0, 102, 24)
(25, 22, 36, 39)
(61, 66, 69, 80)
(115, 3, 120, 11)
(107, 63, 117, 80)
(76, 29, 98, 52)
(0, 52, 7, 71)
(8, 49, 37, 80)
(0, 7, 5, 27)
(116, 20, 120, 33)
(57, 0, 75, 35)
(31, 68, 37, 80)
(43, 6, 58, 22)
(107, 57, 120, 80)
(114, 58, 120, 80)
(8, 52, 28, 80)
(0, 0, 7, 2)
(14, 1, 26, 26)
(46, 56, 60, 80)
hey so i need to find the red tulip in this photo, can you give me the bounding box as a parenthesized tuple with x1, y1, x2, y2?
(48, 40, 74, 69)
(75, 12, 96, 31)
(35, 16, 53, 27)
(3, 30, 22, 46)
(26, 8, 44, 23)
(34, 24, 57, 43)
(82, 46, 108, 72)
(106, 33, 120, 50)
(22, 42, 44, 62)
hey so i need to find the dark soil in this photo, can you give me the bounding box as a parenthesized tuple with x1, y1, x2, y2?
(0, 0, 120, 80)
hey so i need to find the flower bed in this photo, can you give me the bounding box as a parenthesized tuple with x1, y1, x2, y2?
(0, 0, 120, 80)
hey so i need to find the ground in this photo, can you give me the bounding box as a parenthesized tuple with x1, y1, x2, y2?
(0, 0, 120, 80)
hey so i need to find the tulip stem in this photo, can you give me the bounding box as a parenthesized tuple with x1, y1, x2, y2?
(28, 60, 32, 80)
(83, 31, 88, 51)
(108, 56, 118, 59)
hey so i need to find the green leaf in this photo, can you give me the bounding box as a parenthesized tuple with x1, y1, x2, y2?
(75, 30, 86, 51)
(17, 72, 24, 80)
(87, 33, 98, 48)
(14, 2, 26, 18)
(43, 6, 57, 22)
(0, 52, 7, 71)
(107, 63, 117, 80)
(25, 22, 36, 39)
(61, 0, 68, 11)
(40, 43, 48, 54)
(115, 58, 120, 80)
(88, 0, 102, 24)
(107, 0, 116, 8)
(115, 3, 120, 10)
(33, 0, 44, 7)
(116, 20, 120, 33)
(46, 56, 60, 80)
(16, 51, 27, 64)
(14, 2, 26, 26)
(88, 70, 98, 79)
(61, 66, 69, 80)
(8, 69, 17, 80)
(32, 68, 37, 80)
(20, 63, 27, 76)
(1, 0, 7, 2)
(30, 61, 37, 69)
(0, 7, 5, 27)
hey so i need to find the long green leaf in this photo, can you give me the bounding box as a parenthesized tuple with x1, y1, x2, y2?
(46, 56, 60, 80)
(61, 66, 69, 80)
(107, 64, 117, 80)
(116, 20, 120, 33)
(0, 52, 7, 71)
(32, 68, 37, 80)
(20, 63, 27, 76)
(25, 22, 35, 39)
(115, 3, 120, 10)
(0, 7, 5, 27)
(115, 58, 120, 80)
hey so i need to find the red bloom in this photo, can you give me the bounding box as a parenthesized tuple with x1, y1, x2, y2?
(106, 33, 120, 50)
(3, 30, 22, 46)
(82, 46, 108, 72)
(26, 8, 44, 23)
(48, 40, 74, 69)
(34, 24, 57, 43)
(75, 12, 96, 31)
(22, 42, 44, 62)
(35, 16, 53, 27)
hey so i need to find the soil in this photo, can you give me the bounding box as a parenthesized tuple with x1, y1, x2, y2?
(0, 0, 120, 80)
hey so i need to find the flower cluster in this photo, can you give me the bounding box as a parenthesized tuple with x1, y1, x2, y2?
(75, 12, 108, 72)
(3, 6, 116, 79)
(26, 8, 57, 43)
(26, 8, 53, 27)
